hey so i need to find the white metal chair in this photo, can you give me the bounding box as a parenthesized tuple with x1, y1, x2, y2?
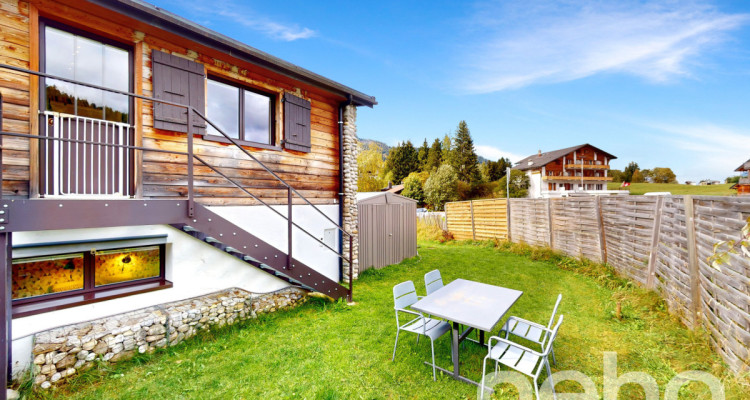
(481, 315, 564, 400)
(500, 294, 562, 365)
(392, 280, 451, 381)
(424, 269, 444, 296)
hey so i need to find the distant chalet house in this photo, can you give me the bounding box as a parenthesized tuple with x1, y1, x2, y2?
(0, 0, 376, 384)
(731, 158, 750, 196)
(515, 144, 624, 198)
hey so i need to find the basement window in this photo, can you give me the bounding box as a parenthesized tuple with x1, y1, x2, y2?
(11, 236, 170, 317)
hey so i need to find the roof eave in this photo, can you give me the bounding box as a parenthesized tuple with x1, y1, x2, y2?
(87, 0, 377, 107)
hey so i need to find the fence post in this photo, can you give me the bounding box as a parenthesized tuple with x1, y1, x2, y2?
(470, 201, 476, 240)
(595, 196, 607, 264)
(646, 196, 664, 289)
(547, 199, 554, 249)
(506, 198, 511, 242)
(684, 195, 701, 329)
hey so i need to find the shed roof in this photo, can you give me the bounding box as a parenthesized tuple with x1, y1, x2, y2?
(515, 144, 617, 171)
(736, 158, 750, 172)
(89, 0, 377, 107)
(357, 192, 417, 204)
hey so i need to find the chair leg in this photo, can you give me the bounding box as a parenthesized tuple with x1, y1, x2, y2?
(416, 334, 420, 346)
(551, 345, 557, 366)
(391, 330, 400, 361)
(546, 359, 557, 400)
(480, 356, 488, 400)
(430, 339, 437, 381)
(533, 376, 540, 400)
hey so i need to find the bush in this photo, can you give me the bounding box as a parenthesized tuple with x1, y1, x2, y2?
(424, 164, 459, 210)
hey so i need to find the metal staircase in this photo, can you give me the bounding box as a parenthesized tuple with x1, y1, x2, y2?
(0, 64, 355, 301)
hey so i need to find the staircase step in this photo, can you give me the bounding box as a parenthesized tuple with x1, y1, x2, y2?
(182, 226, 199, 233)
(205, 237, 220, 244)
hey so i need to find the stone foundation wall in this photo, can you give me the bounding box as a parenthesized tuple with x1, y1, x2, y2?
(27, 287, 307, 388)
(342, 104, 359, 282)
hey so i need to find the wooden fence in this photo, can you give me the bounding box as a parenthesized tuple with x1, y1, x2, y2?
(444, 195, 750, 374)
(445, 199, 508, 241)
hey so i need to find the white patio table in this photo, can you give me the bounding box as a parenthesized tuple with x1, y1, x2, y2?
(411, 278, 523, 387)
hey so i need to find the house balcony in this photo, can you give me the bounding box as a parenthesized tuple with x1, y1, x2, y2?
(739, 177, 750, 185)
(564, 163, 609, 170)
(542, 176, 613, 182)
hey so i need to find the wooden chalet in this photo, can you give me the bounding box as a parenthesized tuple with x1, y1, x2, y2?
(0, 0, 376, 392)
(515, 144, 621, 198)
(732, 158, 750, 196)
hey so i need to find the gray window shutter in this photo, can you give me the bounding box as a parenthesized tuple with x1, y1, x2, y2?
(283, 93, 311, 153)
(152, 50, 206, 134)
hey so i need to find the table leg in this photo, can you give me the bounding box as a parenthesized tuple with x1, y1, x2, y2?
(479, 330, 485, 345)
(452, 321, 460, 377)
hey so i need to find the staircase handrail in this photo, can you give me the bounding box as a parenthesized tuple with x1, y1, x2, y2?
(0, 63, 355, 282)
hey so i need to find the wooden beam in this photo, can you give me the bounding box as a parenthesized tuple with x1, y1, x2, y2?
(684, 195, 702, 328)
(547, 198, 553, 248)
(596, 196, 607, 264)
(469, 200, 475, 240)
(646, 196, 664, 289)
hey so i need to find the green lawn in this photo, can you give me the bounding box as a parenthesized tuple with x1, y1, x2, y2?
(26, 241, 749, 399)
(607, 182, 736, 196)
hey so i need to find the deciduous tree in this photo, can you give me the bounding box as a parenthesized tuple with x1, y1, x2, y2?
(424, 164, 459, 210)
(357, 142, 386, 192)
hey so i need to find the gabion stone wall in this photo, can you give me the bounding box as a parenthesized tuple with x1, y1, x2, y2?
(28, 287, 307, 388)
(342, 104, 359, 282)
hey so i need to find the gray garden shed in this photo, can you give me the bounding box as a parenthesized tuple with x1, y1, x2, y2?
(357, 192, 418, 270)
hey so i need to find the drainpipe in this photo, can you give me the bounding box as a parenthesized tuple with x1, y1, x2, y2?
(338, 94, 354, 282)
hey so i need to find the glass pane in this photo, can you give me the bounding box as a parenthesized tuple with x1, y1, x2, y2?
(206, 79, 240, 139)
(243, 91, 271, 144)
(95, 246, 160, 287)
(44, 26, 130, 121)
(12, 254, 84, 299)
(75, 35, 104, 119)
(46, 79, 76, 114)
(103, 45, 130, 123)
(45, 27, 76, 114)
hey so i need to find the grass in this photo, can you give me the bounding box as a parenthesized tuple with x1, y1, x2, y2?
(24, 241, 750, 399)
(607, 182, 736, 196)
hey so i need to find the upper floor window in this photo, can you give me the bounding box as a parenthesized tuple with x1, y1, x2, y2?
(43, 23, 131, 123)
(206, 77, 274, 146)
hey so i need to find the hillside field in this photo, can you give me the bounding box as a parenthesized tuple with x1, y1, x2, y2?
(607, 182, 736, 196)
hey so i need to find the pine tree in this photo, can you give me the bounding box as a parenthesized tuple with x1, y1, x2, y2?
(384, 141, 419, 184)
(441, 134, 453, 167)
(425, 138, 443, 172)
(417, 139, 429, 171)
(451, 121, 480, 183)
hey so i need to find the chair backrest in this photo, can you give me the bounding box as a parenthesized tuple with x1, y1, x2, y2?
(543, 315, 564, 356)
(393, 281, 419, 310)
(424, 269, 444, 296)
(546, 294, 563, 330)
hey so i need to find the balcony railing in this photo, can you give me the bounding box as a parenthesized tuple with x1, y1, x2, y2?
(564, 163, 609, 170)
(40, 112, 135, 197)
(543, 176, 613, 182)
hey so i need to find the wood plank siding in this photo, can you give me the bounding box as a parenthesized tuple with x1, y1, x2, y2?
(0, 0, 345, 205)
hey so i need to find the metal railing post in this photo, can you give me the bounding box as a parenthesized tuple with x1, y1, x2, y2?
(348, 235, 353, 302)
(186, 107, 194, 218)
(287, 187, 292, 270)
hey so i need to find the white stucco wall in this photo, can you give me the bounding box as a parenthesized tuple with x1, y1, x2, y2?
(207, 205, 341, 282)
(527, 171, 542, 198)
(10, 223, 290, 375)
(9, 204, 341, 376)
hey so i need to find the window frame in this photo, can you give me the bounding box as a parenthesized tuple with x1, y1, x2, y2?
(203, 75, 278, 150)
(39, 18, 135, 125)
(11, 244, 169, 318)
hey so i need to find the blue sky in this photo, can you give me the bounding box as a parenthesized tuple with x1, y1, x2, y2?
(149, 0, 750, 182)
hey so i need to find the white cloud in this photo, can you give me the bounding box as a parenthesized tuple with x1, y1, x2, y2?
(647, 122, 750, 180)
(162, 0, 315, 41)
(475, 145, 525, 163)
(461, 1, 749, 93)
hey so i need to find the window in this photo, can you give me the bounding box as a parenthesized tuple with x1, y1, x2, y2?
(43, 23, 131, 123)
(12, 244, 168, 317)
(206, 77, 274, 146)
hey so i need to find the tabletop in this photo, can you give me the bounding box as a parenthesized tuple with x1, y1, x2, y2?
(411, 279, 523, 332)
